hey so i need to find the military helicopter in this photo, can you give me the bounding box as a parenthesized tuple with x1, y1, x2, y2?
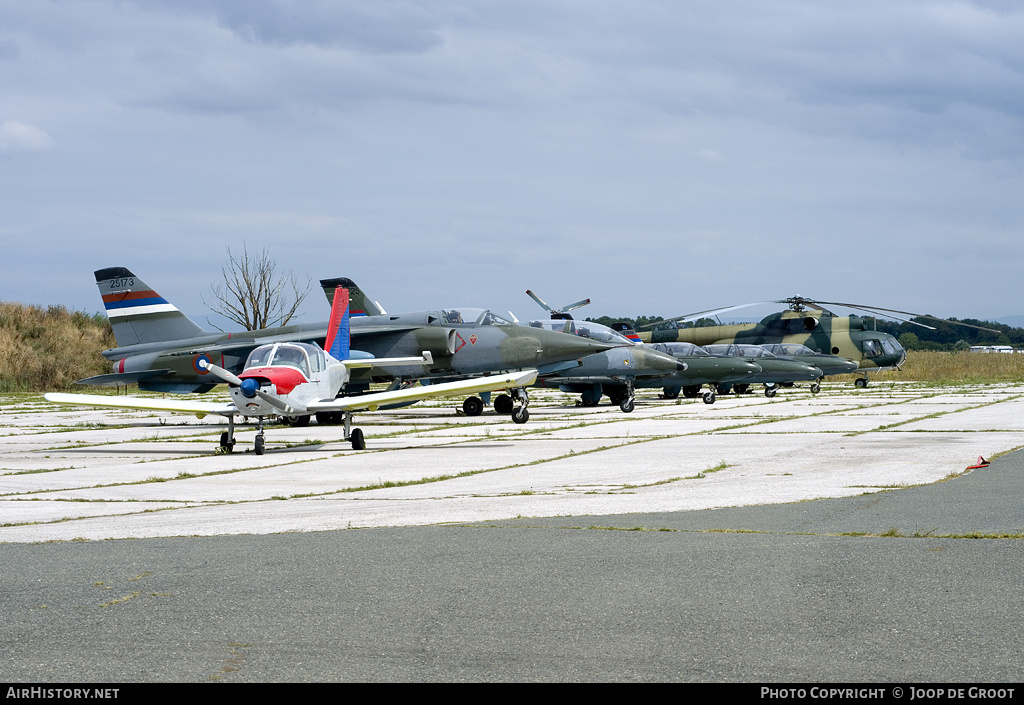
(638, 297, 927, 387)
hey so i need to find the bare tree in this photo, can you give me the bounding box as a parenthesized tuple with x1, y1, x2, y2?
(204, 245, 312, 330)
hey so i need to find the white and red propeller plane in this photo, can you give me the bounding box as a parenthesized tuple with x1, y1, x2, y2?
(45, 289, 539, 454)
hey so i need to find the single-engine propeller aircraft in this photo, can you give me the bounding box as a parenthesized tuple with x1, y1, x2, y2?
(46, 290, 539, 453)
(80, 268, 615, 399)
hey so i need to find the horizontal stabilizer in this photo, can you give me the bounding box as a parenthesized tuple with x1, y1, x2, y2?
(76, 370, 172, 386)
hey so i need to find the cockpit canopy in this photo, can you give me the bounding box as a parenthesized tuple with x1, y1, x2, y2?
(706, 344, 779, 359)
(530, 319, 634, 346)
(439, 309, 513, 326)
(650, 342, 711, 357)
(244, 342, 326, 378)
(761, 343, 816, 356)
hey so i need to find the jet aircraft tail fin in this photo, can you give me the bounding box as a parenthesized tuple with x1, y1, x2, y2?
(95, 267, 206, 348)
(324, 287, 351, 360)
(609, 322, 643, 344)
(319, 277, 385, 317)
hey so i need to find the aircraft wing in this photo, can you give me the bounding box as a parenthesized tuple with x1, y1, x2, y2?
(307, 370, 539, 413)
(44, 392, 237, 418)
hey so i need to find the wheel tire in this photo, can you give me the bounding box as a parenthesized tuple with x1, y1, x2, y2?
(285, 415, 310, 427)
(462, 397, 484, 416)
(810, 381, 821, 394)
(219, 432, 234, 453)
(765, 387, 777, 398)
(683, 386, 700, 398)
(255, 435, 265, 455)
(580, 397, 599, 407)
(733, 384, 749, 394)
(512, 407, 530, 424)
(855, 378, 868, 389)
(619, 397, 635, 413)
(494, 394, 514, 414)
(703, 392, 716, 405)
(715, 383, 732, 395)
(662, 386, 680, 400)
(350, 428, 366, 450)
(315, 412, 333, 425)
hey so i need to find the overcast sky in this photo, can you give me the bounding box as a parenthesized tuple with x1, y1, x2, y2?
(2, 0, 1023, 330)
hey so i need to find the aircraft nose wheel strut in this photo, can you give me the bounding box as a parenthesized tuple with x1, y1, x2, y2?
(511, 387, 530, 424)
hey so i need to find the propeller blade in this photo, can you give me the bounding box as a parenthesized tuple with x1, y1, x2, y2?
(198, 360, 244, 387)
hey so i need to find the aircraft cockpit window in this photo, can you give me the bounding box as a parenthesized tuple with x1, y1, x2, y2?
(270, 344, 312, 377)
(245, 345, 275, 369)
(441, 309, 464, 324)
(881, 338, 901, 356)
(652, 342, 709, 357)
(737, 345, 776, 358)
(861, 340, 882, 358)
(475, 311, 512, 326)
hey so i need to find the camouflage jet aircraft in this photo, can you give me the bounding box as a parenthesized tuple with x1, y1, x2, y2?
(521, 293, 758, 409)
(48, 289, 540, 452)
(83, 268, 617, 424)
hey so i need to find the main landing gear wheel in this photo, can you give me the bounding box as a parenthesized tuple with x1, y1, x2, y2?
(512, 406, 530, 424)
(219, 432, 235, 454)
(350, 428, 366, 450)
(578, 397, 600, 407)
(683, 386, 701, 399)
(462, 396, 484, 417)
(661, 386, 680, 400)
(494, 394, 514, 414)
(733, 384, 750, 394)
(854, 377, 869, 388)
(254, 434, 265, 455)
(284, 415, 310, 427)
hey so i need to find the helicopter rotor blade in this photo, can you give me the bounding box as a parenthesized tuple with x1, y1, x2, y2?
(638, 302, 776, 330)
(525, 290, 554, 313)
(810, 300, 1001, 333)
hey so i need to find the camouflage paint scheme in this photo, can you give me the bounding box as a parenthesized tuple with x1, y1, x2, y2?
(641, 306, 907, 375)
(87, 268, 617, 394)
